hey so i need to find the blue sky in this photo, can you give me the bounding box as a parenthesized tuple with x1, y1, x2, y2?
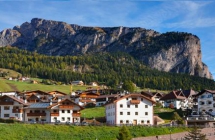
(0, 0, 215, 79)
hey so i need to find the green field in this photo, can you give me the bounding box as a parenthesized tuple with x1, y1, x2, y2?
(81, 107, 105, 119)
(0, 123, 188, 140)
(0, 77, 88, 93)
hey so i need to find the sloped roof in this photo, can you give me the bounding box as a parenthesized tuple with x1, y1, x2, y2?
(160, 90, 186, 100)
(48, 98, 84, 110)
(105, 93, 156, 106)
(182, 89, 197, 98)
(48, 91, 67, 95)
(141, 91, 153, 98)
(0, 95, 27, 105)
(195, 89, 215, 97)
(96, 94, 119, 99)
(28, 103, 50, 108)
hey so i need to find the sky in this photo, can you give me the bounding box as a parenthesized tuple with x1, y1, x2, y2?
(0, 0, 215, 79)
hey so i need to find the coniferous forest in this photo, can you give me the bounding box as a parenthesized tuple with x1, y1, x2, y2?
(0, 47, 214, 90)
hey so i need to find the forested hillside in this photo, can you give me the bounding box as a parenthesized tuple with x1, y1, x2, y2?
(0, 47, 214, 90)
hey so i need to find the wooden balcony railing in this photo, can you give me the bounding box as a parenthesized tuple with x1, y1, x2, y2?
(0, 102, 13, 105)
(12, 109, 23, 113)
(27, 113, 46, 116)
(72, 113, 81, 117)
(50, 113, 59, 116)
(59, 105, 73, 109)
(130, 100, 140, 105)
(80, 99, 93, 103)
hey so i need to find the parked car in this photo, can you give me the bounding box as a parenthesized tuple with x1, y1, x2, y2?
(65, 121, 71, 125)
(55, 120, 61, 125)
(30, 120, 36, 124)
(73, 122, 81, 126)
(81, 122, 89, 126)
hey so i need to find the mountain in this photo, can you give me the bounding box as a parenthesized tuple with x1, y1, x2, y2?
(0, 18, 213, 79)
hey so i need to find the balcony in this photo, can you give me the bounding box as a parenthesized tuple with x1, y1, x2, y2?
(80, 99, 94, 103)
(50, 113, 59, 116)
(72, 113, 81, 117)
(59, 105, 73, 109)
(27, 113, 46, 116)
(0, 102, 13, 105)
(12, 109, 23, 113)
(130, 100, 140, 105)
(187, 116, 215, 122)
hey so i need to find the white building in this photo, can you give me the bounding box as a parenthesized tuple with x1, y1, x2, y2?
(160, 90, 187, 109)
(0, 95, 26, 121)
(105, 94, 155, 125)
(0, 91, 83, 123)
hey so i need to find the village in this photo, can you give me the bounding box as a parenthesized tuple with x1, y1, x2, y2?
(0, 79, 215, 128)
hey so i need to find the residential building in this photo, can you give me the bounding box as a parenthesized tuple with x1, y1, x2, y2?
(105, 93, 155, 125)
(160, 90, 187, 109)
(96, 94, 119, 106)
(186, 89, 215, 126)
(0, 90, 83, 124)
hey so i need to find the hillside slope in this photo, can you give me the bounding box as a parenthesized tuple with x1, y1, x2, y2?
(0, 18, 212, 79)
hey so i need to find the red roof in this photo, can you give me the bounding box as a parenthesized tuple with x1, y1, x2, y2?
(160, 90, 186, 100)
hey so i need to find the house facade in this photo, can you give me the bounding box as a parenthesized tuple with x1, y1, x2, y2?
(105, 94, 155, 125)
(0, 90, 83, 123)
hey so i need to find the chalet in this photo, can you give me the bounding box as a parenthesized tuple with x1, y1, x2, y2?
(0, 95, 27, 120)
(89, 82, 98, 87)
(75, 91, 99, 106)
(160, 90, 186, 109)
(0, 90, 83, 124)
(105, 93, 155, 125)
(186, 89, 215, 126)
(96, 94, 119, 106)
(71, 81, 84, 85)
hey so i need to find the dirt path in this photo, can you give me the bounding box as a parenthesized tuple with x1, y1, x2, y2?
(133, 127, 215, 140)
(7, 83, 18, 91)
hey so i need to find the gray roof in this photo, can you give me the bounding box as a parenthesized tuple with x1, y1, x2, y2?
(28, 103, 50, 108)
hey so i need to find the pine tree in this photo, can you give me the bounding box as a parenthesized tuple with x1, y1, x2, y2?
(184, 125, 207, 140)
(117, 125, 132, 140)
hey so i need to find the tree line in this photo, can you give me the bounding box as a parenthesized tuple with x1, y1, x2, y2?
(0, 47, 214, 90)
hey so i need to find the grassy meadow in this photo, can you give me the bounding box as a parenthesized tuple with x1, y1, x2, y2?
(0, 123, 188, 140)
(0, 77, 89, 93)
(81, 107, 105, 119)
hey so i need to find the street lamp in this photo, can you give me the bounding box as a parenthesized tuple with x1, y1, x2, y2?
(169, 129, 172, 140)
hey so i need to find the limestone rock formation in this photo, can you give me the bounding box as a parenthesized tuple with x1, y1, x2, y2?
(0, 18, 213, 79)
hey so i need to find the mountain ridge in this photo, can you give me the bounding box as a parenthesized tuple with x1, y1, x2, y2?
(0, 18, 213, 79)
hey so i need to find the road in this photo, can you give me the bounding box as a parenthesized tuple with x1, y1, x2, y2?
(132, 127, 215, 140)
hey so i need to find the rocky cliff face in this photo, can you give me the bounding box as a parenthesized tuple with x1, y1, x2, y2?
(0, 18, 213, 79)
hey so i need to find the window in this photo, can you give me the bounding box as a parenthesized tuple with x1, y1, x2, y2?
(61, 117, 65, 121)
(141, 98, 143, 101)
(4, 106, 10, 110)
(67, 117, 70, 121)
(135, 112, 138, 115)
(53, 117, 57, 121)
(141, 120, 144, 124)
(120, 120, 123, 124)
(15, 114, 18, 117)
(145, 112, 148, 115)
(127, 105, 130, 108)
(208, 101, 212, 105)
(127, 112, 130, 115)
(42, 110, 45, 113)
(62, 110, 65, 113)
(126, 120, 129, 124)
(67, 110, 70, 113)
(120, 112, 123, 115)
(147, 120, 150, 124)
(4, 114, 9, 117)
(120, 104, 123, 108)
(53, 110, 57, 113)
(126, 98, 128, 100)
(132, 98, 137, 100)
(145, 105, 148, 108)
(135, 105, 138, 108)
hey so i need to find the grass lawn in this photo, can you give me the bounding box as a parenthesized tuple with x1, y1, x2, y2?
(0, 77, 88, 93)
(81, 107, 105, 119)
(0, 123, 188, 140)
